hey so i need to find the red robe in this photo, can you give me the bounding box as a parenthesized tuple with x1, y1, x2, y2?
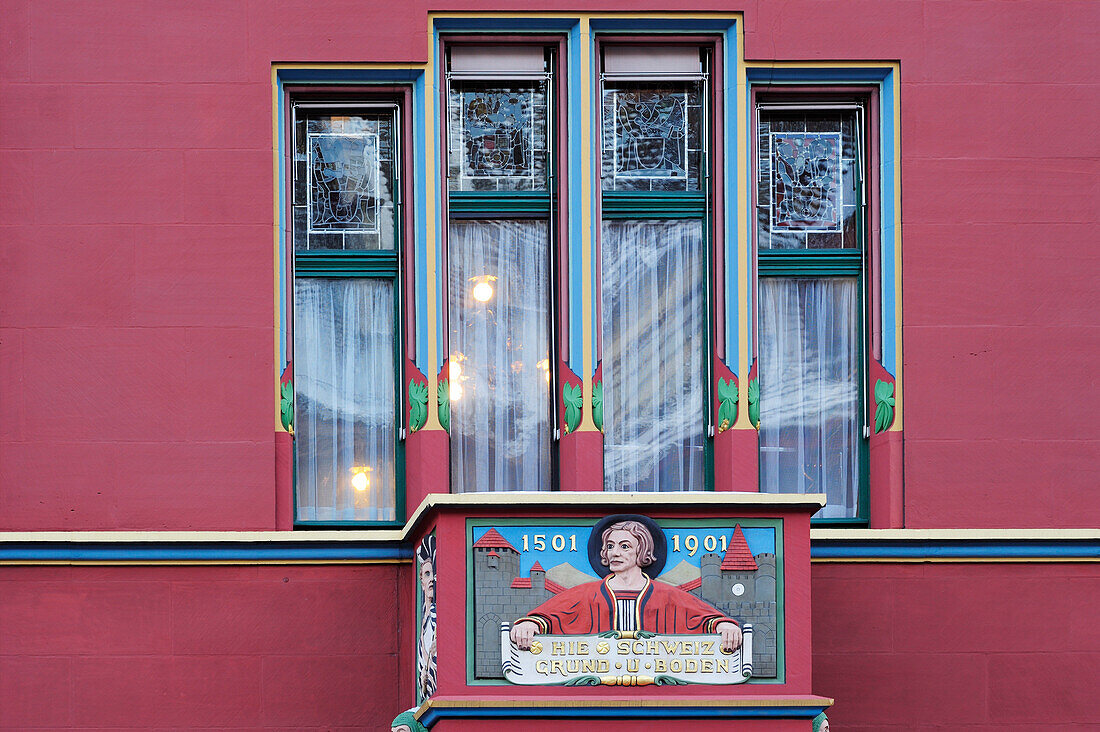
(516, 575, 736, 635)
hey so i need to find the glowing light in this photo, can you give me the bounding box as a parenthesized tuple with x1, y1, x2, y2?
(472, 281, 494, 302)
(449, 360, 462, 380)
(451, 382, 464, 401)
(350, 466, 372, 492)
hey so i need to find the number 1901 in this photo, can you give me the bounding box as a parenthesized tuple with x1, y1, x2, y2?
(671, 533, 729, 556)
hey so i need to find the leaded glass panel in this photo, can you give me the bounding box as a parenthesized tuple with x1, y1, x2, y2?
(293, 109, 397, 250)
(757, 109, 859, 249)
(601, 82, 703, 192)
(447, 82, 549, 191)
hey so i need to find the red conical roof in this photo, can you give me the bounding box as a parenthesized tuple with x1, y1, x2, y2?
(721, 525, 758, 571)
(530, 561, 545, 572)
(472, 528, 518, 552)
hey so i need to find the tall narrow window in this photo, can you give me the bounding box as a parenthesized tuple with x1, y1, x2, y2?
(445, 45, 556, 492)
(291, 99, 403, 523)
(599, 45, 711, 492)
(756, 100, 867, 520)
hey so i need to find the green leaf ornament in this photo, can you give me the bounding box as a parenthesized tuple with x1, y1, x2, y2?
(437, 379, 450, 432)
(747, 377, 760, 429)
(592, 380, 604, 432)
(279, 380, 294, 432)
(716, 377, 738, 431)
(562, 383, 583, 434)
(408, 380, 428, 432)
(874, 379, 896, 433)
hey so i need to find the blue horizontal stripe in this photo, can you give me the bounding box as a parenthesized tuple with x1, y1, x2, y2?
(278, 69, 422, 83)
(432, 17, 578, 31)
(812, 541, 1100, 560)
(588, 18, 735, 31)
(420, 705, 829, 725)
(0, 543, 412, 563)
(746, 66, 890, 83)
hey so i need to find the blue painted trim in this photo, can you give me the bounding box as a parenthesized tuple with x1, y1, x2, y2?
(277, 76, 288, 372)
(567, 21, 584, 376)
(413, 70, 429, 375)
(0, 543, 413, 563)
(278, 68, 423, 83)
(420, 704, 829, 725)
(589, 18, 737, 32)
(433, 17, 578, 32)
(811, 541, 1100, 560)
(745, 66, 890, 83)
(430, 28, 445, 378)
(725, 21, 741, 372)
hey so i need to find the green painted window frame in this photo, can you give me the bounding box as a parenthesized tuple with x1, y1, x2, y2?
(598, 52, 716, 493)
(290, 96, 407, 528)
(754, 98, 871, 525)
(444, 43, 562, 491)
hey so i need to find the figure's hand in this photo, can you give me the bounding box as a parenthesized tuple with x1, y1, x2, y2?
(510, 620, 539, 650)
(716, 621, 742, 653)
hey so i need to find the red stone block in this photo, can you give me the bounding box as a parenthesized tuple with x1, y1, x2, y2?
(71, 83, 271, 151)
(917, 0, 1098, 84)
(260, 654, 401, 727)
(0, 656, 72, 728)
(810, 575, 895, 653)
(71, 656, 262, 727)
(31, 150, 185, 225)
(0, 328, 24, 441)
(748, 0, 927, 62)
(245, 0, 429, 63)
(20, 327, 190, 441)
(0, 0, 30, 81)
(0, 441, 123, 530)
(814, 651, 989, 726)
(132, 224, 271, 328)
(904, 223, 1098, 328)
(0, 579, 171, 655)
(182, 327, 273, 440)
(182, 150, 272, 225)
(28, 0, 251, 83)
(0, 225, 137, 327)
(0, 83, 75, 149)
(171, 570, 399, 655)
(0, 151, 37, 223)
(988, 652, 1100, 723)
(904, 83, 1100, 161)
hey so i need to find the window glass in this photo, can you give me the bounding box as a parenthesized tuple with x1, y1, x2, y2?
(294, 278, 397, 521)
(293, 110, 397, 250)
(447, 81, 549, 191)
(601, 219, 706, 492)
(756, 109, 859, 249)
(601, 82, 704, 192)
(447, 219, 552, 492)
(758, 277, 860, 518)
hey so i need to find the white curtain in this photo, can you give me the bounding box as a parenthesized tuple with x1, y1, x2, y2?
(294, 278, 396, 521)
(759, 277, 860, 518)
(601, 219, 706, 492)
(448, 220, 551, 492)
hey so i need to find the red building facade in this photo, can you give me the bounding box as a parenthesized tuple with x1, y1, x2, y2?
(1, 2, 1097, 730)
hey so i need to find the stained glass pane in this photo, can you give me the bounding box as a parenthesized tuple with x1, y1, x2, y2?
(601, 82, 703, 192)
(293, 110, 397, 250)
(757, 109, 860, 249)
(447, 82, 548, 191)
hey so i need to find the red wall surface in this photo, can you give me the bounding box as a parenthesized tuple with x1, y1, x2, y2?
(0, 0, 1096, 530)
(0, 564, 414, 730)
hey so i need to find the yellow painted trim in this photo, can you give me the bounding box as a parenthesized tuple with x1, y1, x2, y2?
(272, 65, 285, 432)
(578, 16, 597, 431)
(890, 61, 903, 431)
(0, 530, 406, 543)
(733, 20, 752, 428)
(422, 24, 443, 430)
(417, 696, 833, 717)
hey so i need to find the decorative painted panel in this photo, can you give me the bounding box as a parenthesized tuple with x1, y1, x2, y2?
(417, 532, 438, 702)
(770, 132, 842, 232)
(601, 83, 703, 191)
(293, 109, 397, 251)
(447, 82, 549, 191)
(468, 514, 782, 685)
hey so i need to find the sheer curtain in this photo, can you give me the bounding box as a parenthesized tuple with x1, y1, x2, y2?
(758, 277, 859, 518)
(602, 219, 706, 492)
(448, 220, 550, 492)
(294, 278, 396, 521)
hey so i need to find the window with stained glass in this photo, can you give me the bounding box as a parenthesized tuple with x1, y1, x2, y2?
(599, 45, 712, 492)
(291, 100, 403, 524)
(444, 44, 557, 493)
(756, 102, 868, 520)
